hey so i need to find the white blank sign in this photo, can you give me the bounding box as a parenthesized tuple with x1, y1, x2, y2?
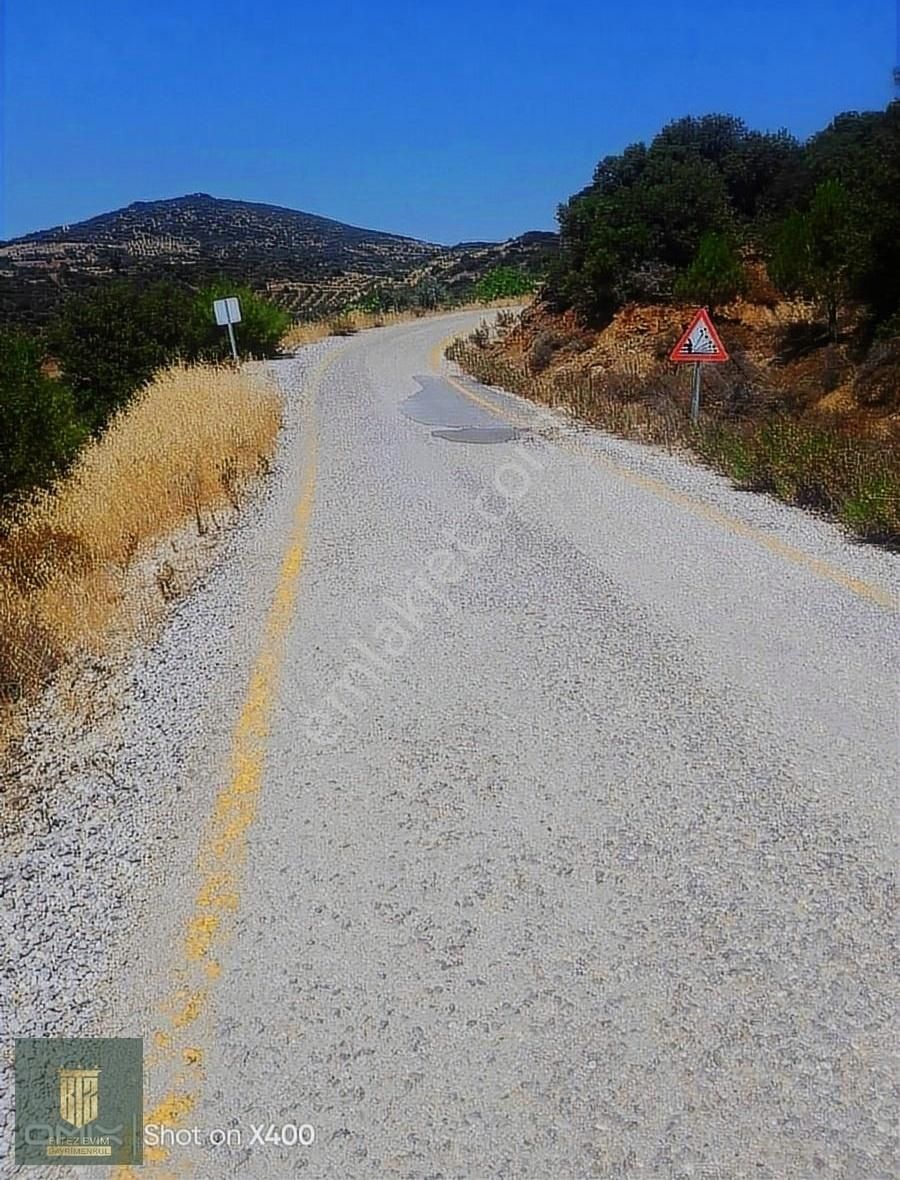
(214, 297, 242, 326)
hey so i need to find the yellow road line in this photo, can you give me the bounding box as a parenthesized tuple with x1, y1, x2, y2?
(117, 346, 346, 1176)
(432, 336, 897, 611)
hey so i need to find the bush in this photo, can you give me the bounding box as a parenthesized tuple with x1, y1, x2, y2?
(854, 338, 900, 407)
(48, 280, 290, 433)
(411, 278, 450, 309)
(348, 289, 385, 315)
(769, 180, 859, 339)
(528, 331, 561, 374)
(48, 282, 190, 431)
(193, 283, 291, 361)
(550, 105, 900, 333)
(695, 417, 900, 540)
(674, 232, 746, 309)
(0, 331, 86, 502)
(839, 472, 900, 541)
(618, 261, 677, 303)
(475, 267, 534, 303)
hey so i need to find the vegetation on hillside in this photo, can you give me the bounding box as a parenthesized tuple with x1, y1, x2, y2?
(474, 267, 535, 302)
(0, 193, 558, 327)
(0, 194, 443, 327)
(449, 103, 900, 545)
(548, 105, 900, 336)
(332, 263, 537, 319)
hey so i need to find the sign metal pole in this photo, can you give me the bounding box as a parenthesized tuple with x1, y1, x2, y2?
(214, 297, 242, 364)
(690, 362, 702, 424)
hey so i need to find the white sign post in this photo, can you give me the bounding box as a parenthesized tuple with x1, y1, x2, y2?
(213, 297, 242, 363)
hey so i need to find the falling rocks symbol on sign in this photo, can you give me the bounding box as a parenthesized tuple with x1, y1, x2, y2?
(670, 308, 729, 364)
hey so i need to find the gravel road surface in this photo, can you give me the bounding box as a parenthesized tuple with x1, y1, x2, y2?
(4, 311, 897, 1179)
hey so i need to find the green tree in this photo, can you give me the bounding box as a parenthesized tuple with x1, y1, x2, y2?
(628, 153, 733, 267)
(48, 282, 184, 432)
(0, 331, 86, 502)
(474, 267, 534, 303)
(770, 180, 858, 338)
(551, 116, 739, 322)
(839, 102, 900, 330)
(409, 277, 449, 310)
(349, 287, 389, 315)
(674, 232, 746, 310)
(544, 106, 900, 331)
(558, 187, 659, 320)
(721, 129, 805, 222)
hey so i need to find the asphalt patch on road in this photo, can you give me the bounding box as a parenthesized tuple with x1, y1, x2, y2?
(432, 425, 524, 444)
(402, 376, 526, 444)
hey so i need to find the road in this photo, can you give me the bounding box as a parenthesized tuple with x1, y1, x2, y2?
(97, 310, 896, 1179)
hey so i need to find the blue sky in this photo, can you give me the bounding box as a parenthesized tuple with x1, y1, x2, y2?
(1, 0, 895, 243)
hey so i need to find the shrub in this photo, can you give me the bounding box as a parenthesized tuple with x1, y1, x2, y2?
(618, 261, 677, 303)
(854, 338, 900, 407)
(48, 282, 188, 431)
(875, 309, 900, 341)
(674, 232, 746, 309)
(548, 106, 900, 333)
(495, 309, 521, 332)
(193, 283, 291, 361)
(529, 331, 561, 374)
(475, 267, 534, 303)
(349, 288, 388, 315)
(48, 281, 290, 433)
(769, 180, 860, 339)
(0, 330, 86, 502)
(412, 278, 450, 309)
(839, 472, 900, 541)
(694, 417, 900, 539)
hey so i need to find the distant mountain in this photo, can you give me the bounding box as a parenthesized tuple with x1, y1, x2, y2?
(0, 193, 557, 323)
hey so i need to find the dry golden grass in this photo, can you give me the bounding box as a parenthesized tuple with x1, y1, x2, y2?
(0, 363, 281, 714)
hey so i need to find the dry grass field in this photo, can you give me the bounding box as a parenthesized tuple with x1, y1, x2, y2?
(0, 363, 281, 731)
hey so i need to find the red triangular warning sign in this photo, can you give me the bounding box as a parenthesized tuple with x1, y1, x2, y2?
(670, 308, 729, 363)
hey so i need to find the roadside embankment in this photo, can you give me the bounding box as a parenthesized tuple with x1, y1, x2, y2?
(449, 304, 900, 545)
(0, 362, 281, 751)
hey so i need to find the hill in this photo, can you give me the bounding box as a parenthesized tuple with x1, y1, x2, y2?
(409, 231, 558, 290)
(0, 194, 557, 324)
